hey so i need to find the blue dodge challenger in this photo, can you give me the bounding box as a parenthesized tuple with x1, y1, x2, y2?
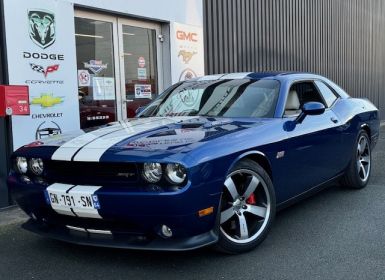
(8, 72, 379, 253)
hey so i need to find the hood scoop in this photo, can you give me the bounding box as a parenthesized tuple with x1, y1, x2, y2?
(180, 123, 204, 129)
(178, 117, 234, 129)
(203, 119, 233, 128)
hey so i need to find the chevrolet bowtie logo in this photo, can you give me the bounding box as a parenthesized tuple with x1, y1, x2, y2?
(31, 93, 64, 108)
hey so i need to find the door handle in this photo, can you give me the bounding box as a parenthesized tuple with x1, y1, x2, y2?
(331, 117, 339, 124)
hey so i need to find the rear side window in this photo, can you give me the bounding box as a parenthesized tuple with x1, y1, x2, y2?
(289, 82, 325, 105)
(314, 80, 338, 107)
(284, 81, 325, 116)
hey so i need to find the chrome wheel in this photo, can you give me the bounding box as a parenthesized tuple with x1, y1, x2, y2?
(357, 135, 371, 182)
(220, 169, 271, 244)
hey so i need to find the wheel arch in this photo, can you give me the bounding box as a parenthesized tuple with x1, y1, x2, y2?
(227, 151, 273, 181)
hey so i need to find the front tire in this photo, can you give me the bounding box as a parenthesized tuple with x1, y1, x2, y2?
(341, 130, 371, 189)
(215, 159, 276, 254)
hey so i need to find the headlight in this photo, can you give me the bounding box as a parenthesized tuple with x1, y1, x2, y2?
(29, 158, 44, 175)
(142, 163, 162, 183)
(15, 157, 28, 174)
(165, 163, 187, 184)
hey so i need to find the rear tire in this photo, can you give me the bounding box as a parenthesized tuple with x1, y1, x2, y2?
(215, 159, 276, 254)
(341, 130, 371, 189)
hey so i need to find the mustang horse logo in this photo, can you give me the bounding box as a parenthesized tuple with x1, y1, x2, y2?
(28, 10, 56, 49)
(178, 50, 197, 64)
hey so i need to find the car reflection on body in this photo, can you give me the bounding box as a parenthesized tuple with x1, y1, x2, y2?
(8, 72, 379, 253)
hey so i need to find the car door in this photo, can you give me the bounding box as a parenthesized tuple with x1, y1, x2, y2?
(279, 80, 342, 198)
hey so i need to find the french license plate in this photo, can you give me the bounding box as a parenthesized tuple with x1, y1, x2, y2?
(45, 190, 100, 210)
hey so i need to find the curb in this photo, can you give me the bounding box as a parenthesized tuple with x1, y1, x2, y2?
(0, 205, 18, 212)
(0, 206, 28, 227)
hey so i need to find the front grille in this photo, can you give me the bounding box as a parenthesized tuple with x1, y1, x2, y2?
(45, 160, 139, 186)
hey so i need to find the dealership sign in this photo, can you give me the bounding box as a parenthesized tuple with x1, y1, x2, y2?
(84, 60, 107, 74)
(170, 22, 204, 83)
(28, 9, 56, 49)
(30, 63, 59, 77)
(4, 0, 80, 149)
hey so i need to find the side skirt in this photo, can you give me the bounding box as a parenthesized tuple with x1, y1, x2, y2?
(276, 172, 344, 211)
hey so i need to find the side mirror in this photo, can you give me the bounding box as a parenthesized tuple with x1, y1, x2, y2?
(296, 102, 325, 123)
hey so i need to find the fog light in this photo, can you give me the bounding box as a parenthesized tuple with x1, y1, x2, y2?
(20, 175, 31, 183)
(161, 225, 173, 238)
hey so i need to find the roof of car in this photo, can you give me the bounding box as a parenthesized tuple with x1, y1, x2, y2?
(188, 71, 320, 81)
(185, 71, 350, 99)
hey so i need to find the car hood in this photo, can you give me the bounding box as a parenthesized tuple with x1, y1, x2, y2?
(22, 116, 271, 162)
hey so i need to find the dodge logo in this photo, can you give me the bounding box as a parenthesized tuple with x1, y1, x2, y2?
(28, 9, 56, 49)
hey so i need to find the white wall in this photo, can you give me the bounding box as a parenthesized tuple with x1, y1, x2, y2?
(71, 0, 203, 26)
(4, 0, 81, 149)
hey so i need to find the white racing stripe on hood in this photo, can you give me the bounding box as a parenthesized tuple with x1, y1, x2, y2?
(51, 124, 123, 161)
(72, 117, 195, 162)
(52, 117, 196, 162)
(51, 117, 174, 161)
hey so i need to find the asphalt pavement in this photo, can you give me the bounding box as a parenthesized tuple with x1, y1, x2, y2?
(1, 126, 385, 280)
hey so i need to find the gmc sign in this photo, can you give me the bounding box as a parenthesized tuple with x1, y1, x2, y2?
(176, 31, 198, 42)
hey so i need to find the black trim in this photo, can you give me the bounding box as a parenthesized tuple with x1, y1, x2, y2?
(0, 0, 9, 84)
(0, 0, 13, 208)
(74, 5, 169, 24)
(276, 172, 344, 211)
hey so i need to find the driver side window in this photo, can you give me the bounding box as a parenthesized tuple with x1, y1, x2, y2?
(284, 81, 326, 116)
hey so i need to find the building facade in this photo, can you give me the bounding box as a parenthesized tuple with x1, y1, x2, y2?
(204, 0, 385, 118)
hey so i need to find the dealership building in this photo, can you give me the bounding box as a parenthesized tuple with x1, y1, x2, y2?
(1, 0, 385, 207)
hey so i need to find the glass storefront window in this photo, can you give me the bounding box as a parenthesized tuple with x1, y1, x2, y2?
(121, 25, 158, 118)
(75, 17, 117, 129)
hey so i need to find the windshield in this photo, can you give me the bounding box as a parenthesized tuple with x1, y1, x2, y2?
(140, 79, 280, 118)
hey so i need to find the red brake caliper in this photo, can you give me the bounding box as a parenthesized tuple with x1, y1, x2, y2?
(246, 193, 256, 205)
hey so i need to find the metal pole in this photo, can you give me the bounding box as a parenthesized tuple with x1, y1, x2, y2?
(0, 117, 12, 207)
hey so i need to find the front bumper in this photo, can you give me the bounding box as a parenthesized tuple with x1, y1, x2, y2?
(22, 218, 218, 251)
(8, 175, 223, 250)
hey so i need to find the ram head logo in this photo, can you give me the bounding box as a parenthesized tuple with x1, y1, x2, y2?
(28, 10, 56, 49)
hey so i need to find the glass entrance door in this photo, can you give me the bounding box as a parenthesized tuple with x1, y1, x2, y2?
(75, 15, 118, 129)
(74, 12, 162, 129)
(118, 19, 162, 118)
